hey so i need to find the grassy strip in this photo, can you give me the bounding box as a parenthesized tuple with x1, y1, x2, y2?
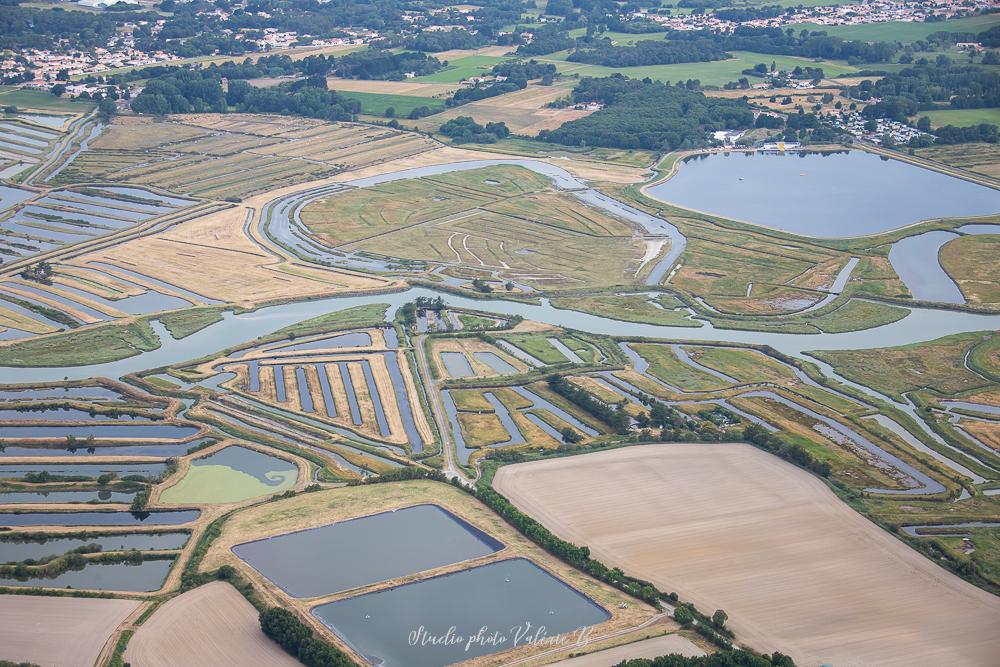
(106, 629, 133, 667)
(158, 307, 225, 339)
(0, 294, 78, 329)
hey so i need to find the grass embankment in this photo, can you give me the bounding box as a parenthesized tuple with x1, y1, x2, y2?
(270, 304, 389, 340)
(0, 319, 159, 367)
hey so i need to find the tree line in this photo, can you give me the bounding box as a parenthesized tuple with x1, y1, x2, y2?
(547, 374, 630, 434)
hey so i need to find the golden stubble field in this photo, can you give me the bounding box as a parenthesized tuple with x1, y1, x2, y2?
(493, 443, 1000, 667)
(0, 595, 140, 667)
(125, 581, 299, 667)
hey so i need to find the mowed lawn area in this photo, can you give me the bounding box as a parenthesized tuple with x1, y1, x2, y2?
(918, 108, 1000, 129)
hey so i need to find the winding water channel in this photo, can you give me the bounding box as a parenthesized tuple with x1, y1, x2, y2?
(2, 156, 1000, 498)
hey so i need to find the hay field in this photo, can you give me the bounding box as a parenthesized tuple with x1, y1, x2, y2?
(939, 234, 1000, 305)
(0, 594, 139, 667)
(124, 581, 299, 667)
(415, 82, 595, 136)
(326, 77, 460, 97)
(494, 444, 1000, 666)
(72, 206, 394, 305)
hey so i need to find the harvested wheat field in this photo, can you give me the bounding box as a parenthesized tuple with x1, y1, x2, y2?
(125, 581, 298, 667)
(493, 443, 1000, 667)
(552, 634, 705, 666)
(0, 594, 139, 667)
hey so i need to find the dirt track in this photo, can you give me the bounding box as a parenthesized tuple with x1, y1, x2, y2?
(0, 594, 139, 667)
(124, 581, 298, 667)
(494, 443, 1000, 667)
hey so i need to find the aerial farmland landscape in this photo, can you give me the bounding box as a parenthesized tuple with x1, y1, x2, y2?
(1, 1, 1000, 666)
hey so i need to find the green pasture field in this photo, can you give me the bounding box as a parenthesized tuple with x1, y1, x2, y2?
(414, 56, 512, 83)
(0, 320, 159, 367)
(789, 14, 1000, 42)
(807, 331, 997, 401)
(0, 87, 93, 112)
(917, 108, 1000, 129)
(339, 91, 446, 116)
(536, 50, 861, 87)
(631, 342, 731, 392)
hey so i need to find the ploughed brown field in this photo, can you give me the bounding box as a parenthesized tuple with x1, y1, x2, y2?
(493, 443, 1000, 667)
(0, 594, 139, 667)
(124, 581, 298, 667)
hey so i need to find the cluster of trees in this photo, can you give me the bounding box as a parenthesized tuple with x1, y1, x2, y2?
(516, 27, 576, 56)
(130, 70, 362, 121)
(130, 70, 227, 115)
(547, 374, 630, 434)
(438, 116, 510, 143)
(743, 423, 831, 477)
(333, 50, 443, 80)
(858, 64, 1000, 118)
(932, 123, 999, 145)
(227, 77, 361, 121)
(540, 76, 754, 151)
(613, 649, 795, 667)
(259, 607, 352, 667)
(449, 80, 525, 106)
(492, 60, 557, 83)
(19, 260, 53, 285)
(568, 37, 729, 67)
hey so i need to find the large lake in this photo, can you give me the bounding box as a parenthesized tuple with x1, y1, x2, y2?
(647, 151, 1000, 237)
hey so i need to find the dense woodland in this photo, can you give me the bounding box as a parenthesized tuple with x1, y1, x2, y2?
(568, 37, 729, 67)
(539, 76, 755, 151)
(858, 64, 1000, 118)
(131, 70, 361, 120)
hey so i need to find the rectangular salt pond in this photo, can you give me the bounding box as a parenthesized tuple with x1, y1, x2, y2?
(440, 352, 475, 378)
(233, 504, 503, 597)
(0, 423, 200, 439)
(0, 510, 199, 526)
(0, 462, 167, 479)
(312, 558, 611, 667)
(0, 557, 174, 592)
(1, 532, 189, 563)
